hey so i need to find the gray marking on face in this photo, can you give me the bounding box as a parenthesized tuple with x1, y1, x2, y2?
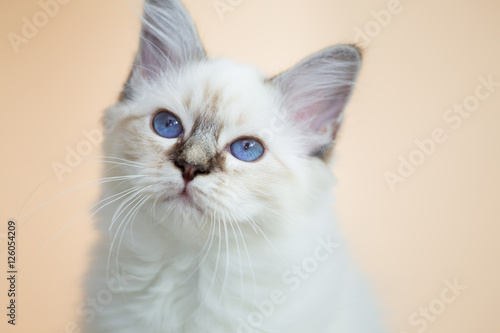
(170, 116, 225, 173)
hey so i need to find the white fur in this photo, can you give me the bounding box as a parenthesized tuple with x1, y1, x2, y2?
(84, 1, 384, 332)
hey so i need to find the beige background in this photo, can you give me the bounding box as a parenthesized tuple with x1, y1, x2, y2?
(1, 0, 499, 332)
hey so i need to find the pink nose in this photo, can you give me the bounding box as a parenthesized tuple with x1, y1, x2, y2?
(181, 164, 200, 183)
(174, 160, 207, 183)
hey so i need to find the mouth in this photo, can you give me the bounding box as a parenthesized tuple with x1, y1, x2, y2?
(160, 182, 205, 213)
(178, 185, 201, 209)
(180, 181, 194, 198)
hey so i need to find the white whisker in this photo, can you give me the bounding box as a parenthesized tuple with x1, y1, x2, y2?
(19, 175, 147, 219)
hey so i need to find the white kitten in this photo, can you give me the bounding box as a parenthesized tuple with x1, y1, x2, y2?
(84, 0, 384, 332)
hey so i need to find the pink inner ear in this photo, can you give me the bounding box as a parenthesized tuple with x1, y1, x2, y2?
(273, 45, 361, 148)
(129, 0, 206, 83)
(295, 97, 344, 133)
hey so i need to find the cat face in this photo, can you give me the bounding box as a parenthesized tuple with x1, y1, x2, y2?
(102, 0, 362, 237)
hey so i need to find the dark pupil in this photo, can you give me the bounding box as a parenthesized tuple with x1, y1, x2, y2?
(243, 141, 251, 150)
(166, 119, 176, 127)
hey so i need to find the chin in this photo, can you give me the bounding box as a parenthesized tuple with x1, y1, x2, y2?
(155, 194, 210, 236)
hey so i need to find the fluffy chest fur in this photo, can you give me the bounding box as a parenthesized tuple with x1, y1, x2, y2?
(87, 198, 357, 333)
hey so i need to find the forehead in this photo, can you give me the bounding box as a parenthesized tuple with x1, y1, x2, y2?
(173, 60, 276, 127)
(121, 59, 283, 147)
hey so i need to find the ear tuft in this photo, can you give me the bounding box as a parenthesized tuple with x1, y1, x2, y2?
(272, 44, 362, 157)
(121, 0, 205, 100)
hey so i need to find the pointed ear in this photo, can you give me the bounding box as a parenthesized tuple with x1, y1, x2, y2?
(121, 0, 205, 100)
(271, 45, 362, 158)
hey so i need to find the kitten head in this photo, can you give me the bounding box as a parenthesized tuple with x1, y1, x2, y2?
(102, 0, 362, 238)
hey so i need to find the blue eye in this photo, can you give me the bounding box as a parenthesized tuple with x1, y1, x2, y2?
(153, 111, 183, 138)
(230, 138, 265, 162)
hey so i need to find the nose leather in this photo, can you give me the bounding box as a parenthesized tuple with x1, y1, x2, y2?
(175, 160, 206, 183)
